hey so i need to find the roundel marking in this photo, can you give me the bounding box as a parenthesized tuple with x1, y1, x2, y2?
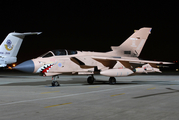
(58, 63, 62, 67)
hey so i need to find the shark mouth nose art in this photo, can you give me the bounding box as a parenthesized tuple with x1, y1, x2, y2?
(37, 63, 55, 73)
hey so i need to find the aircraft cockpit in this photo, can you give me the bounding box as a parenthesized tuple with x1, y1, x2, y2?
(39, 49, 78, 58)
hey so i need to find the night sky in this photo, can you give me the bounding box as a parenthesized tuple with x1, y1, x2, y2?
(0, 1, 179, 64)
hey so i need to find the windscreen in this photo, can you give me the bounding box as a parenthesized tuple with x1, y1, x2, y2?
(67, 50, 77, 55)
(39, 51, 54, 58)
(39, 49, 78, 57)
(51, 49, 67, 56)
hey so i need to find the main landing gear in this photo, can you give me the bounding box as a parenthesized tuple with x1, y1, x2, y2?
(87, 75, 116, 85)
(87, 75, 95, 84)
(51, 76, 60, 86)
(109, 77, 116, 85)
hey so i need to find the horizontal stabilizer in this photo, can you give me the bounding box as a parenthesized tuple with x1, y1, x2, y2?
(22, 32, 42, 35)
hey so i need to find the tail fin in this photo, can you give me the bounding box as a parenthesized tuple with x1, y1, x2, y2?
(110, 27, 152, 57)
(0, 32, 41, 57)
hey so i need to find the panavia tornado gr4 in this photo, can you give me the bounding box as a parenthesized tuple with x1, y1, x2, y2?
(14, 27, 172, 86)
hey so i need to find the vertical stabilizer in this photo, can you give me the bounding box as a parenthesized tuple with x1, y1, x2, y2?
(110, 27, 152, 57)
(0, 32, 41, 57)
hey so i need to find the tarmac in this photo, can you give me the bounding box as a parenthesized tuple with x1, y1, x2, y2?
(0, 71, 179, 120)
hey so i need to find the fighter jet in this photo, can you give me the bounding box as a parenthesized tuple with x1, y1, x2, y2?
(14, 27, 172, 86)
(0, 32, 41, 67)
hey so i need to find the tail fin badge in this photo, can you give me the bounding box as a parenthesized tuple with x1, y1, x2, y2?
(4, 40, 13, 51)
(130, 38, 138, 47)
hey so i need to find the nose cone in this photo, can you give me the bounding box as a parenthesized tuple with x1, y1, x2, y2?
(14, 60, 34, 73)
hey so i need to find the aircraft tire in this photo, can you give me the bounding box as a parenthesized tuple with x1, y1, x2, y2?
(51, 81, 60, 86)
(87, 76, 95, 84)
(109, 77, 116, 85)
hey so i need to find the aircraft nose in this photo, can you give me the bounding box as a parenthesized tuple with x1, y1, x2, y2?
(14, 60, 35, 73)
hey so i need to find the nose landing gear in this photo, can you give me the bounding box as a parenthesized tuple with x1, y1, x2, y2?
(52, 76, 60, 86)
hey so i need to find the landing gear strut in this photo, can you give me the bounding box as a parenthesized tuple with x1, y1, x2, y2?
(109, 77, 116, 85)
(51, 76, 60, 86)
(87, 75, 95, 84)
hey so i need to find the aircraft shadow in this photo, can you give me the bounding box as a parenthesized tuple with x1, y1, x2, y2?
(0, 77, 177, 86)
(133, 88, 179, 99)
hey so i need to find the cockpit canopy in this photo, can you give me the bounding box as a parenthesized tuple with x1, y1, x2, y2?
(39, 49, 78, 58)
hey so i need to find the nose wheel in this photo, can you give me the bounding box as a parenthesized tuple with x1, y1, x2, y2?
(52, 76, 60, 86)
(51, 81, 60, 86)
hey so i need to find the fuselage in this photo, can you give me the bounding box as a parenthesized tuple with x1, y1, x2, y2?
(15, 49, 139, 76)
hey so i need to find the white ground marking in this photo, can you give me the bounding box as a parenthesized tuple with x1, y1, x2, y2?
(0, 85, 145, 106)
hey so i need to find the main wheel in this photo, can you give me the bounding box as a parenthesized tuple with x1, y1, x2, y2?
(109, 77, 116, 85)
(87, 76, 95, 84)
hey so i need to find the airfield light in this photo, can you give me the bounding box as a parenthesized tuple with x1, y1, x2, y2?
(8, 66, 12, 69)
(173, 61, 178, 63)
(12, 64, 16, 67)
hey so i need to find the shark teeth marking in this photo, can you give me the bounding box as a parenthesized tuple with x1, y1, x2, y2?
(36, 63, 54, 73)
